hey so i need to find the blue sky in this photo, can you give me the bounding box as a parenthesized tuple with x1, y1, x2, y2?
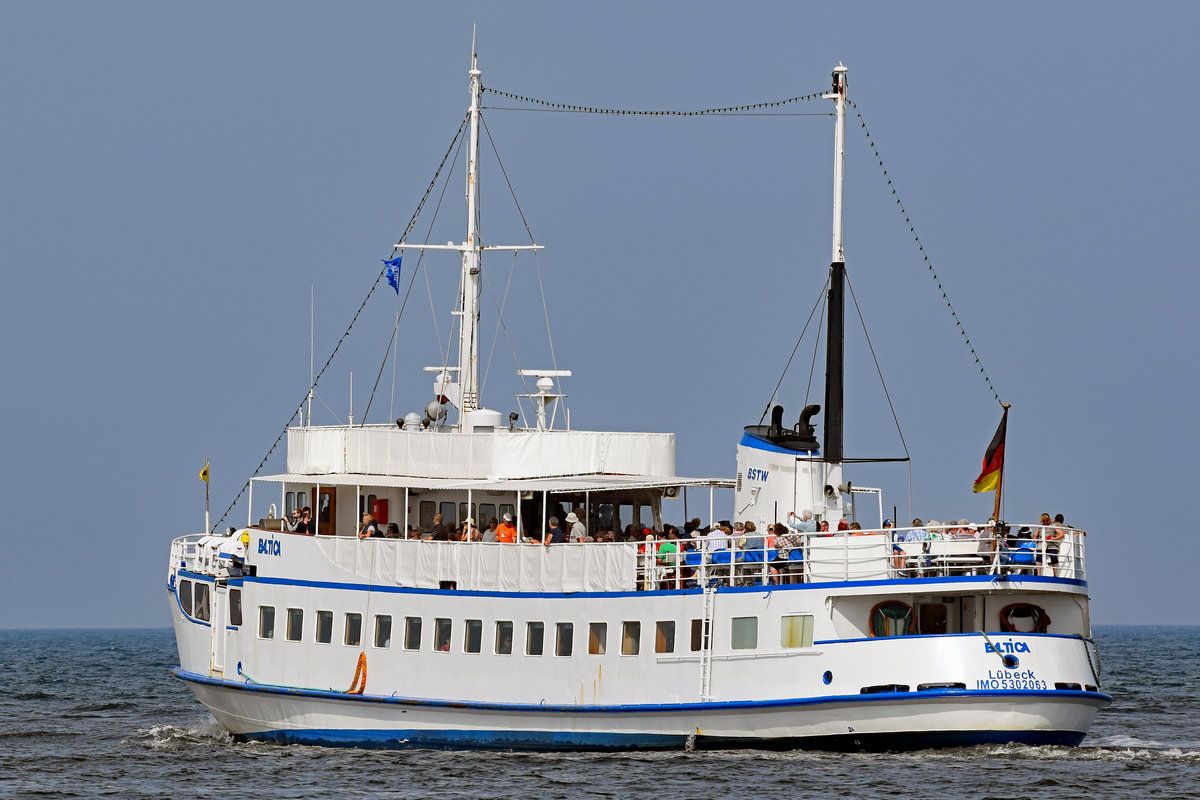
(2, 2, 1196, 627)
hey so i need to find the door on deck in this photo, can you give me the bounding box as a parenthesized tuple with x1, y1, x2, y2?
(311, 486, 337, 535)
(211, 584, 227, 674)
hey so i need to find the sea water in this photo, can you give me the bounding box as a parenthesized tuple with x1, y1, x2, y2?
(1, 626, 1197, 799)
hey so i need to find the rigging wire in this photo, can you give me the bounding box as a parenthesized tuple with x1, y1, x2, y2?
(758, 276, 830, 425)
(479, 115, 554, 399)
(850, 100, 1002, 406)
(369, 125, 467, 424)
(481, 87, 828, 116)
(212, 114, 470, 531)
(845, 272, 910, 459)
(804, 296, 828, 409)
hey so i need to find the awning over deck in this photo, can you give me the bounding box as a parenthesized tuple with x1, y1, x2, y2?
(253, 472, 734, 493)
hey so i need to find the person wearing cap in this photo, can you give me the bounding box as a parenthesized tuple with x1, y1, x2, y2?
(463, 517, 482, 542)
(545, 516, 567, 545)
(496, 512, 518, 544)
(566, 511, 586, 543)
(704, 523, 730, 552)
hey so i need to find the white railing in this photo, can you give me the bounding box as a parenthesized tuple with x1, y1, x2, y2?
(232, 522, 1086, 592)
(634, 523, 1087, 589)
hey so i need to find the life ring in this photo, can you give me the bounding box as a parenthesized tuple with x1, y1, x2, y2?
(999, 602, 1051, 634)
(347, 652, 367, 694)
(869, 600, 913, 637)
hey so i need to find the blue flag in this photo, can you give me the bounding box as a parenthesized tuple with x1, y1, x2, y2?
(383, 256, 402, 294)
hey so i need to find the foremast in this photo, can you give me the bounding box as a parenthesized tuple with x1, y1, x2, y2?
(458, 43, 483, 412)
(396, 39, 541, 427)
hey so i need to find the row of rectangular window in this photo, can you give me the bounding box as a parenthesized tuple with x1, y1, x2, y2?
(177, 579, 242, 627)
(255, 607, 814, 653)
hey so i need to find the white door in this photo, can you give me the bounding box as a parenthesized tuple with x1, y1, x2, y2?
(211, 584, 227, 674)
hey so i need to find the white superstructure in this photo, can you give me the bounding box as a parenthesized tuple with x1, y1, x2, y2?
(166, 51, 1109, 751)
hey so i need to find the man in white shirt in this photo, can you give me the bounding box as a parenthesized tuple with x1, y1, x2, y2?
(566, 512, 586, 542)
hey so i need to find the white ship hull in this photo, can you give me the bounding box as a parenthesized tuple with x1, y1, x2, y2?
(178, 668, 1105, 750)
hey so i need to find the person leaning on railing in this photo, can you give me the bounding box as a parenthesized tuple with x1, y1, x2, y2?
(773, 521, 802, 584)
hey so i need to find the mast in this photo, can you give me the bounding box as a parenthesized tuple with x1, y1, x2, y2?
(822, 63, 848, 463)
(458, 32, 483, 412)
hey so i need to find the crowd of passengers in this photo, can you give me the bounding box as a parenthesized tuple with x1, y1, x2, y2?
(282, 505, 1078, 579)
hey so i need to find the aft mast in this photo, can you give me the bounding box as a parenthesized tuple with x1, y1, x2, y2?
(822, 63, 847, 465)
(822, 64, 848, 467)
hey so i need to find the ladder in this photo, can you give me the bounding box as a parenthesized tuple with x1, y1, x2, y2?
(699, 584, 716, 701)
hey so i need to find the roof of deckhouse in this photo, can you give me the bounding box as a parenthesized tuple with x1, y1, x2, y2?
(252, 473, 734, 493)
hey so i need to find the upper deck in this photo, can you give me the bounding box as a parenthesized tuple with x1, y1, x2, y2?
(285, 423, 675, 480)
(173, 523, 1088, 594)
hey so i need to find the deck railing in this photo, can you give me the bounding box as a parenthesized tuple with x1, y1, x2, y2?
(185, 522, 1086, 591)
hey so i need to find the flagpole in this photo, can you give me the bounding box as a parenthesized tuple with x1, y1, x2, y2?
(991, 405, 1009, 525)
(204, 457, 211, 534)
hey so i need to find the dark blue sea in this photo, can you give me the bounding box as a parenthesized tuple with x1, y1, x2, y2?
(1, 626, 1196, 799)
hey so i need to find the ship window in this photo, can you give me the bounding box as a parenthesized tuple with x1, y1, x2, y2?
(464, 619, 482, 653)
(315, 610, 333, 644)
(404, 617, 421, 650)
(229, 589, 242, 627)
(598, 503, 614, 531)
(419, 501, 435, 531)
(526, 622, 544, 656)
(434, 618, 452, 651)
(459, 504, 476, 527)
(731, 616, 758, 650)
(317, 494, 332, 526)
(617, 504, 633, 532)
(622, 621, 641, 655)
(690, 618, 709, 652)
(345, 613, 362, 646)
(655, 621, 675, 654)
(297, 491, 307, 509)
(286, 492, 296, 514)
(480, 504, 496, 525)
(638, 504, 654, 528)
(193, 583, 210, 622)
(555, 623, 574, 657)
(495, 621, 513, 655)
(286, 608, 304, 641)
(258, 606, 275, 639)
(374, 615, 392, 648)
(440, 503, 457, 529)
(499, 504, 515, 525)
(588, 623, 607, 655)
(780, 615, 814, 648)
(359, 494, 378, 516)
(178, 579, 193, 616)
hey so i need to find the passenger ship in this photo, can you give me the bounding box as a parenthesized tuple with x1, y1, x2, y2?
(167, 51, 1109, 750)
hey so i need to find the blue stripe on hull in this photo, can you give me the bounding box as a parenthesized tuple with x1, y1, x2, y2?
(237, 727, 1086, 752)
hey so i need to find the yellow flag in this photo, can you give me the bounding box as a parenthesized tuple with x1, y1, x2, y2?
(199, 462, 209, 483)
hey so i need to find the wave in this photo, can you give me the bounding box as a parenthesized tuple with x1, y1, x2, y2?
(125, 721, 233, 751)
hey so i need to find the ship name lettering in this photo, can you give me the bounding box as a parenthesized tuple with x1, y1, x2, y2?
(258, 538, 281, 556)
(984, 640, 1029, 654)
(747, 468, 770, 481)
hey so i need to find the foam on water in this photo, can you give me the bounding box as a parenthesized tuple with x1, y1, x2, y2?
(1, 626, 1198, 800)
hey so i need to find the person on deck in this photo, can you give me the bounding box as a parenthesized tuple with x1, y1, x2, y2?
(545, 517, 567, 544)
(788, 509, 817, 533)
(358, 511, 380, 539)
(431, 513, 449, 541)
(482, 517, 499, 543)
(566, 512, 586, 542)
(496, 513, 518, 544)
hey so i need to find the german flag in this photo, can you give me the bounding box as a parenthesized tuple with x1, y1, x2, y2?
(972, 407, 1007, 493)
